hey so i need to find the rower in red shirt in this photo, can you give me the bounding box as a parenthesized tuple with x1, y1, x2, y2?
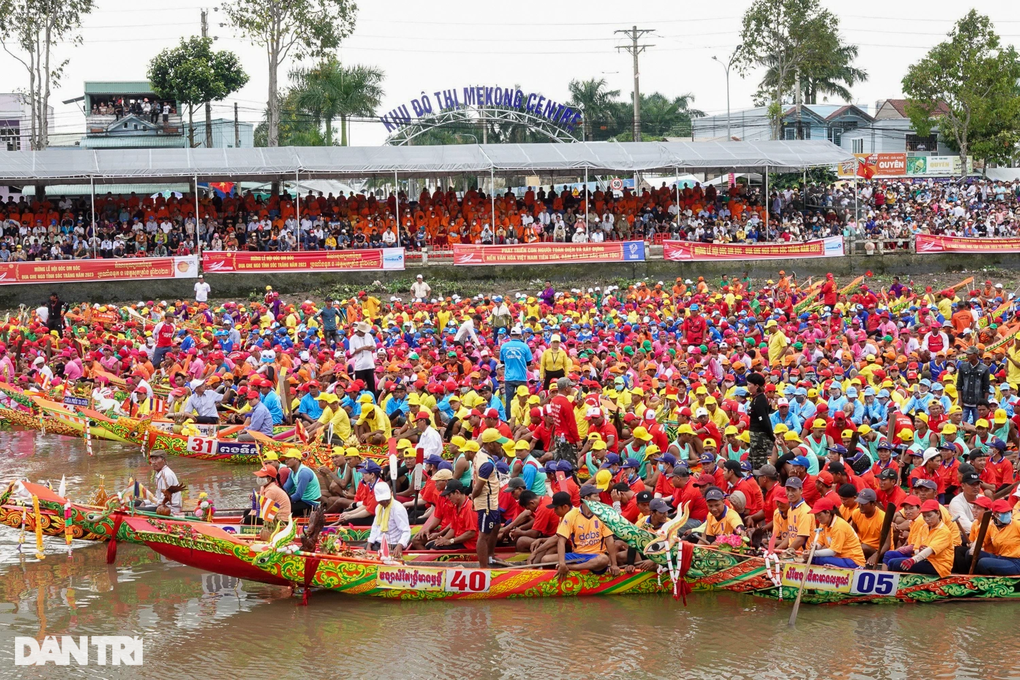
(875, 468, 907, 509)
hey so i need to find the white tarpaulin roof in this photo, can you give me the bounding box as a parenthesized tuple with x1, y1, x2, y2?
(0, 140, 851, 184)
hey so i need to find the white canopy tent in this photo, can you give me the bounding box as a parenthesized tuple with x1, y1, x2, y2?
(0, 140, 852, 184)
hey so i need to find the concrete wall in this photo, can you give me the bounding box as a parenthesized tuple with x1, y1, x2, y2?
(1, 251, 1014, 309)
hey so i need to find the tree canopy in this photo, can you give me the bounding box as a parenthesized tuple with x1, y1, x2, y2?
(290, 58, 384, 146)
(902, 10, 1020, 173)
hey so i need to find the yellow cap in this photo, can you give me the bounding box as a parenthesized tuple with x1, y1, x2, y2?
(812, 418, 826, 429)
(773, 423, 789, 435)
(396, 438, 413, 450)
(632, 426, 652, 441)
(462, 440, 480, 452)
(858, 424, 872, 436)
(480, 429, 506, 444)
(897, 430, 914, 442)
(514, 439, 531, 451)
(994, 409, 1008, 424)
(942, 423, 958, 435)
(450, 435, 467, 448)
(975, 418, 990, 429)
(784, 431, 801, 442)
(282, 448, 303, 460)
(263, 451, 279, 461)
(595, 468, 613, 490)
(724, 425, 738, 436)
(516, 385, 529, 397)
(592, 439, 608, 451)
(703, 438, 717, 449)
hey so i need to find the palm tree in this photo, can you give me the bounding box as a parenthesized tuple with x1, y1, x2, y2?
(567, 78, 621, 141)
(291, 58, 385, 146)
(615, 92, 705, 140)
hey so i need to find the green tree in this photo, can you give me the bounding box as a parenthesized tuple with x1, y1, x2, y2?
(567, 78, 621, 141)
(222, 0, 357, 147)
(253, 88, 323, 146)
(291, 58, 383, 146)
(902, 10, 1020, 175)
(147, 36, 249, 148)
(736, 0, 844, 138)
(0, 0, 95, 150)
(612, 93, 704, 141)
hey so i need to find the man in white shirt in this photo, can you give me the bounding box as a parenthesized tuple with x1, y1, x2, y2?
(415, 411, 443, 458)
(347, 321, 378, 394)
(454, 314, 481, 346)
(181, 380, 224, 423)
(194, 275, 211, 302)
(410, 275, 431, 301)
(367, 481, 410, 557)
(148, 451, 182, 514)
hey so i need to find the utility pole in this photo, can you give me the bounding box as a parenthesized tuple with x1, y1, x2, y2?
(615, 26, 655, 142)
(201, 9, 213, 148)
(234, 102, 240, 147)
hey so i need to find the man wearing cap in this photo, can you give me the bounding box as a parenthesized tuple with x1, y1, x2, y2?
(430, 481, 478, 551)
(499, 326, 533, 410)
(748, 464, 780, 528)
(722, 460, 764, 523)
(367, 481, 410, 558)
(539, 335, 569, 390)
(552, 489, 619, 578)
(884, 499, 956, 576)
(949, 472, 985, 536)
(547, 377, 580, 463)
(502, 489, 559, 556)
(348, 321, 378, 395)
(774, 477, 812, 555)
(336, 460, 381, 525)
(974, 501, 1020, 575)
(295, 381, 325, 425)
(355, 394, 392, 444)
(415, 410, 443, 459)
(698, 487, 745, 545)
(875, 468, 907, 510)
(144, 450, 182, 515)
(806, 498, 865, 568)
(280, 449, 321, 517)
(238, 388, 273, 441)
(669, 466, 708, 524)
(409, 467, 455, 550)
(957, 346, 990, 425)
(180, 379, 223, 424)
(469, 431, 503, 568)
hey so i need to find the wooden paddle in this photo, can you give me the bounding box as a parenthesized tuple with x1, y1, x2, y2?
(873, 502, 897, 566)
(969, 511, 992, 575)
(789, 527, 822, 627)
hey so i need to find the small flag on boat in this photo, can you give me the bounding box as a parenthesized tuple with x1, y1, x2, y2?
(258, 497, 280, 523)
(294, 420, 308, 443)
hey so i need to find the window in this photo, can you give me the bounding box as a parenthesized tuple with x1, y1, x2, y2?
(0, 120, 20, 151)
(906, 133, 937, 152)
(852, 139, 864, 154)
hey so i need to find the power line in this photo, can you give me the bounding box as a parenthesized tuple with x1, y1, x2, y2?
(615, 26, 655, 141)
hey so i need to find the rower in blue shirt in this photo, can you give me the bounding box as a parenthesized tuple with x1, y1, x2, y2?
(259, 385, 285, 424)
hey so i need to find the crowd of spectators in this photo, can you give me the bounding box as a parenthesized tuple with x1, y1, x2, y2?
(0, 178, 1017, 262)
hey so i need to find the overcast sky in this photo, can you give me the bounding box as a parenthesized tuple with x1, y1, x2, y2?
(3, 0, 1019, 146)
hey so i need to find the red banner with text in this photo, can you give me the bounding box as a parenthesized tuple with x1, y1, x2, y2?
(452, 241, 645, 266)
(663, 237, 844, 261)
(201, 248, 405, 273)
(915, 234, 1020, 255)
(0, 256, 198, 286)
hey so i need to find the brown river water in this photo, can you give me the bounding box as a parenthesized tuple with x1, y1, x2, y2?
(0, 430, 1018, 680)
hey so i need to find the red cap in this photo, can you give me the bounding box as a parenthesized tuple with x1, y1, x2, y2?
(415, 411, 430, 421)
(817, 471, 834, 485)
(902, 494, 922, 507)
(919, 499, 941, 513)
(991, 499, 1013, 514)
(974, 496, 993, 510)
(484, 408, 500, 419)
(811, 498, 834, 514)
(694, 474, 716, 486)
(774, 488, 789, 503)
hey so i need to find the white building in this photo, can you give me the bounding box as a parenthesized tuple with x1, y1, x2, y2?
(838, 99, 953, 156)
(0, 93, 55, 151)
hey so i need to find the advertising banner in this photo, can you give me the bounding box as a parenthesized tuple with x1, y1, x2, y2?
(840, 153, 972, 178)
(0, 256, 197, 286)
(452, 241, 645, 266)
(663, 237, 844, 262)
(201, 249, 405, 274)
(915, 234, 1020, 254)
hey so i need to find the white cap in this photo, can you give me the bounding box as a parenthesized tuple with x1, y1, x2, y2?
(586, 406, 602, 418)
(643, 408, 656, 421)
(373, 481, 392, 502)
(32, 356, 44, 365)
(921, 447, 941, 464)
(695, 407, 709, 418)
(777, 398, 789, 407)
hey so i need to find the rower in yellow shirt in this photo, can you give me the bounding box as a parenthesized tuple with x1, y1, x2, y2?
(807, 498, 865, 567)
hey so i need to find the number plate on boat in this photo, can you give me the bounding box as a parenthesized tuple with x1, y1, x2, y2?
(444, 569, 491, 594)
(376, 565, 445, 591)
(780, 564, 899, 595)
(186, 436, 218, 455)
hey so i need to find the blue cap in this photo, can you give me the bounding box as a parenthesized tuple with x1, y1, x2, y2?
(828, 445, 848, 455)
(864, 387, 876, 397)
(622, 458, 640, 469)
(359, 461, 381, 474)
(734, 387, 748, 397)
(920, 378, 932, 387)
(739, 460, 753, 472)
(556, 460, 574, 472)
(846, 387, 858, 398)
(495, 461, 510, 474)
(791, 455, 811, 468)
(796, 387, 808, 396)
(424, 454, 443, 465)
(437, 461, 453, 471)
(544, 462, 559, 473)
(606, 453, 621, 465)
(655, 453, 677, 466)
(700, 453, 716, 464)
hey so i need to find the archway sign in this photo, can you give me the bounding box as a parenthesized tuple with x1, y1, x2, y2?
(381, 85, 581, 145)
